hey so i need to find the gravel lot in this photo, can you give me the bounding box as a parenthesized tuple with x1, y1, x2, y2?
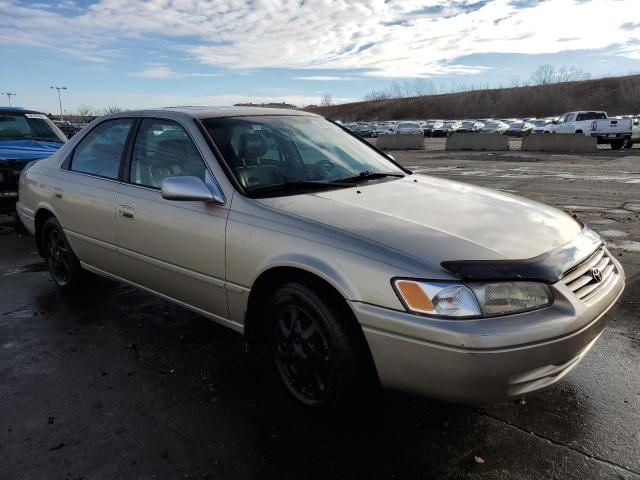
(1, 143, 639, 479)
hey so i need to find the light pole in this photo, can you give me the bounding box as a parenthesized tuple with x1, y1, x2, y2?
(50, 86, 67, 121)
(1, 92, 16, 107)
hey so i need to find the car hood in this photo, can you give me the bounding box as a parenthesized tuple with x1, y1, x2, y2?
(258, 175, 582, 267)
(0, 139, 63, 161)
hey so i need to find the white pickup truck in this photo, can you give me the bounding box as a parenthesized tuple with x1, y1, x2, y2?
(630, 116, 639, 148)
(548, 111, 632, 149)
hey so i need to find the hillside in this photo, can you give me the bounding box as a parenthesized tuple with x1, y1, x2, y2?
(308, 74, 640, 120)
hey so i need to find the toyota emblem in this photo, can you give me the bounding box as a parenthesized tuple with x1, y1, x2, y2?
(590, 268, 603, 283)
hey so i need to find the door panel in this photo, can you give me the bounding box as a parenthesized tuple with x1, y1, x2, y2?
(54, 118, 134, 272)
(115, 118, 229, 319)
(54, 172, 119, 271)
(115, 185, 229, 318)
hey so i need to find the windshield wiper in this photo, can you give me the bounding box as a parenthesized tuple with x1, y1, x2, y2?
(335, 171, 405, 183)
(248, 180, 357, 195)
(25, 137, 64, 143)
(0, 136, 63, 143)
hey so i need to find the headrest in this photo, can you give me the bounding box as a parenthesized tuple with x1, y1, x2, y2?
(239, 133, 268, 159)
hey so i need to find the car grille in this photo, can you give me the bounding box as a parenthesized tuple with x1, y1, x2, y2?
(561, 247, 617, 302)
(0, 159, 29, 196)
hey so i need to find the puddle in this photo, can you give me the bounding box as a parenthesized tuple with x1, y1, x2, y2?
(608, 241, 640, 252)
(564, 205, 605, 212)
(2, 262, 47, 276)
(589, 218, 618, 225)
(423, 165, 640, 185)
(605, 209, 632, 215)
(599, 230, 628, 238)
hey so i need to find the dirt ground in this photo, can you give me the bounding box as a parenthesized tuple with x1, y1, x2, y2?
(1, 145, 639, 479)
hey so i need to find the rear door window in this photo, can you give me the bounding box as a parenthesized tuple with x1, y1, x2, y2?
(71, 119, 134, 179)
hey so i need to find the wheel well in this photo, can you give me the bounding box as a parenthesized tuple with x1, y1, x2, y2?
(244, 266, 378, 382)
(34, 208, 55, 256)
(575, 130, 583, 134)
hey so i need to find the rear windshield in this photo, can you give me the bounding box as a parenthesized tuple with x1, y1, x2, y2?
(576, 112, 607, 121)
(0, 112, 67, 143)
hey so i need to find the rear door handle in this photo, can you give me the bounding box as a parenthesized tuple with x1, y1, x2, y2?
(119, 205, 135, 219)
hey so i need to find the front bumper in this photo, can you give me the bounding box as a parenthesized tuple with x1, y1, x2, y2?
(0, 159, 31, 212)
(351, 257, 625, 403)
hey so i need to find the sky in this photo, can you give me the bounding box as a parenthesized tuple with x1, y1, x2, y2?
(1, 0, 640, 114)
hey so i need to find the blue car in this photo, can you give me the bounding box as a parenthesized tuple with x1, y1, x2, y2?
(0, 107, 66, 212)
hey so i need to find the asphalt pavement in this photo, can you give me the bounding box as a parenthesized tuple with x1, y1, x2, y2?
(1, 145, 639, 479)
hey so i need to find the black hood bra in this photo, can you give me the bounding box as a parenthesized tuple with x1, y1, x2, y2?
(442, 227, 603, 284)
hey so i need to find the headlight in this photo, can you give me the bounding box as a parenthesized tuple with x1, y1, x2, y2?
(393, 279, 552, 318)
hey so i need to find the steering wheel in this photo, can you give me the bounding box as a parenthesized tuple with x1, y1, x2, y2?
(315, 159, 335, 173)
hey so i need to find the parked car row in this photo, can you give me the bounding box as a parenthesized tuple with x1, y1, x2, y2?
(53, 120, 88, 138)
(341, 112, 639, 149)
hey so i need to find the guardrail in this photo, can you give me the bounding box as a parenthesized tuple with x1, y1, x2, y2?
(521, 134, 597, 152)
(376, 133, 424, 150)
(445, 133, 510, 151)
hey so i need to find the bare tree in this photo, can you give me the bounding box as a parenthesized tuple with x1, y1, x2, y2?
(320, 93, 333, 107)
(530, 64, 556, 85)
(411, 79, 435, 96)
(365, 90, 392, 101)
(76, 104, 95, 120)
(556, 65, 590, 83)
(103, 105, 123, 114)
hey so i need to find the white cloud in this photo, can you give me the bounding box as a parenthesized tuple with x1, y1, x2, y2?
(129, 64, 222, 79)
(293, 76, 355, 81)
(1, 0, 640, 77)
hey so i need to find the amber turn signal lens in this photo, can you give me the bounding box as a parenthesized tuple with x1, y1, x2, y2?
(395, 280, 434, 312)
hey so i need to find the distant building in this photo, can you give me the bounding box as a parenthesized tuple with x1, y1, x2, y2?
(233, 102, 297, 110)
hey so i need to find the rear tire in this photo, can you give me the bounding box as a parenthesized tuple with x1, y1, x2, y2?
(42, 217, 84, 290)
(267, 281, 371, 408)
(610, 140, 624, 150)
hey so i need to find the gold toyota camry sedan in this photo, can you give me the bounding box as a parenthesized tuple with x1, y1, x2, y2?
(17, 107, 625, 408)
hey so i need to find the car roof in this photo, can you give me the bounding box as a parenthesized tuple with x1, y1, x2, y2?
(0, 107, 44, 115)
(117, 106, 319, 119)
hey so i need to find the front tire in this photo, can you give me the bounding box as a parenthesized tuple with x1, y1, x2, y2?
(42, 217, 84, 290)
(267, 281, 370, 408)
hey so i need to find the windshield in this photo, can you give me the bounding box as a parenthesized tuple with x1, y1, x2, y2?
(203, 115, 405, 195)
(0, 112, 67, 143)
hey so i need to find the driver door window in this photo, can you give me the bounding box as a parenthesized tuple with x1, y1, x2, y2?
(130, 119, 207, 189)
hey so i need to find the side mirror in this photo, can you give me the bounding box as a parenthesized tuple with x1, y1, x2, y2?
(552, 120, 558, 124)
(161, 176, 224, 205)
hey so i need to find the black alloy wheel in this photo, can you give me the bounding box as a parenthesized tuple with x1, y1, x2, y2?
(267, 281, 370, 408)
(42, 217, 83, 290)
(273, 303, 332, 405)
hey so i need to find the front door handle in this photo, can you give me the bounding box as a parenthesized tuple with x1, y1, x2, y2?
(119, 205, 135, 219)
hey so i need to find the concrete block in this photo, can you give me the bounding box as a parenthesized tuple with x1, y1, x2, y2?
(376, 133, 424, 150)
(521, 134, 597, 152)
(445, 133, 510, 151)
